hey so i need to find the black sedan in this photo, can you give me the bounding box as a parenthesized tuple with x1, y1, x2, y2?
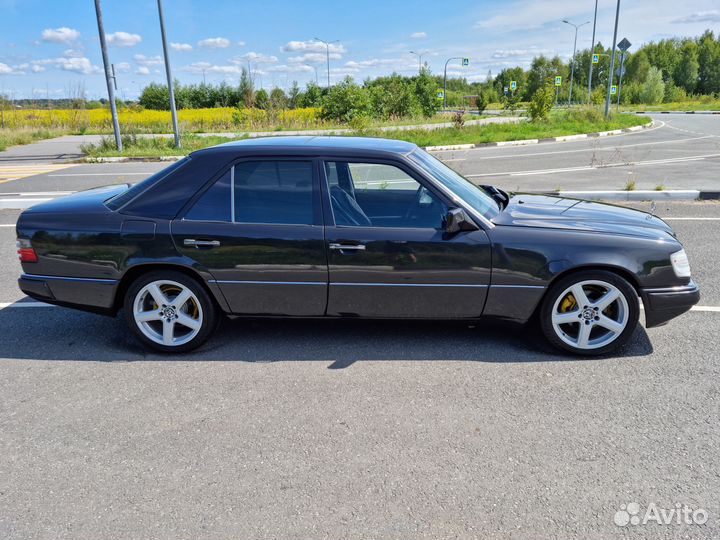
(15, 136, 699, 355)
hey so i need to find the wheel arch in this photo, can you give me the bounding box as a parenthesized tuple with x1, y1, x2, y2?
(112, 263, 228, 314)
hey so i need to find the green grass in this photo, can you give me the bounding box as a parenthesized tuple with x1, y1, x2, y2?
(80, 109, 651, 158)
(621, 97, 720, 112)
(0, 128, 67, 152)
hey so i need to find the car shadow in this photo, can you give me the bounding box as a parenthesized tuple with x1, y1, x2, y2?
(0, 305, 654, 365)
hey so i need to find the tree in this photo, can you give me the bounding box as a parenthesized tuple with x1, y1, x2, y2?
(625, 50, 651, 84)
(697, 31, 720, 94)
(270, 88, 288, 110)
(288, 81, 301, 109)
(238, 67, 255, 108)
(414, 68, 439, 118)
(367, 73, 417, 119)
(254, 88, 269, 110)
(138, 83, 170, 110)
(528, 78, 555, 121)
(320, 77, 371, 122)
(640, 66, 665, 104)
(298, 81, 324, 108)
(526, 55, 565, 99)
(673, 41, 699, 93)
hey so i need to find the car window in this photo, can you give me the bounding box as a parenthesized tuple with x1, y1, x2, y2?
(185, 168, 231, 221)
(325, 161, 447, 229)
(234, 160, 314, 225)
(106, 157, 189, 211)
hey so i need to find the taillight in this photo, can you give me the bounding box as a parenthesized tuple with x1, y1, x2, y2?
(17, 238, 38, 263)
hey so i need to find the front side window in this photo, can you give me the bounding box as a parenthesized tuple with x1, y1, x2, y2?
(185, 160, 315, 225)
(325, 161, 447, 229)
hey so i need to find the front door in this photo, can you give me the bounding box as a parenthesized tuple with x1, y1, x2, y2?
(172, 159, 327, 316)
(322, 160, 491, 318)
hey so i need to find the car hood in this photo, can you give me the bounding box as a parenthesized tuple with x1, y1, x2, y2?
(21, 184, 129, 215)
(491, 193, 675, 239)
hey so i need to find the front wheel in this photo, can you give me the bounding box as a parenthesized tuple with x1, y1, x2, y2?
(124, 270, 218, 353)
(539, 270, 639, 356)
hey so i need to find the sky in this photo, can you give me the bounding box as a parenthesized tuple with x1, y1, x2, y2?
(1, 0, 719, 100)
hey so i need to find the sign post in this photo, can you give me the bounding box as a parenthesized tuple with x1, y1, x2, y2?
(616, 37, 632, 110)
(554, 76, 562, 105)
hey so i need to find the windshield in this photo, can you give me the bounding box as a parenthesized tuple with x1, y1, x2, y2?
(409, 148, 500, 220)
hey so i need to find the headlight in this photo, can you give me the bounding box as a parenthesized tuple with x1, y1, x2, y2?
(670, 249, 691, 278)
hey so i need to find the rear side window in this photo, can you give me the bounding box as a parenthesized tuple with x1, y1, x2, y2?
(234, 161, 314, 225)
(183, 160, 316, 225)
(106, 157, 189, 211)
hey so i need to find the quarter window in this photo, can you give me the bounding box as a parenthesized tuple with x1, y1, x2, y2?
(325, 161, 447, 229)
(185, 169, 231, 221)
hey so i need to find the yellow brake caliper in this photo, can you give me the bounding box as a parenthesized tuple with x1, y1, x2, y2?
(560, 293, 577, 314)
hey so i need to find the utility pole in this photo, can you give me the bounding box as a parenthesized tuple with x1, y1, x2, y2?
(157, 0, 180, 148)
(604, 0, 621, 118)
(410, 50, 429, 74)
(314, 37, 339, 88)
(443, 57, 467, 109)
(562, 19, 589, 106)
(587, 0, 598, 103)
(94, 0, 122, 151)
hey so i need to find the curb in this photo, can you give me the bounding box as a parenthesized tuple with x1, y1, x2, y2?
(424, 120, 654, 152)
(85, 155, 184, 163)
(634, 110, 720, 115)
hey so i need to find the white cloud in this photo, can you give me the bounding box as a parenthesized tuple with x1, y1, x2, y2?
(672, 10, 720, 23)
(237, 41, 246, 47)
(114, 62, 131, 73)
(135, 66, 150, 75)
(107, 31, 142, 48)
(62, 48, 84, 58)
(31, 64, 45, 73)
(476, 1, 588, 31)
(344, 57, 417, 71)
(288, 52, 341, 64)
(133, 54, 163, 67)
(30, 56, 100, 74)
(170, 42, 193, 52)
(232, 52, 279, 64)
(198, 37, 230, 49)
(410, 32, 427, 39)
(266, 64, 314, 74)
(283, 40, 346, 54)
(0, 63, 16, 74)
(492, 48, 554, 59)
(41, 27, 80, 44)
(182, 62, 243, 74)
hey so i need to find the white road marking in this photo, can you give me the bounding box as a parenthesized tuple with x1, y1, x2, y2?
(0, 224, 17, 227)
(467, 152, 720, 177)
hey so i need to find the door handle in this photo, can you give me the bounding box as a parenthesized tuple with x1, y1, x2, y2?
(183, 238, 221, 247)
(329, 243, 366, 251)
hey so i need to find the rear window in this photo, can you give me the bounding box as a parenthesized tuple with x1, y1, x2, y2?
(105, 157, 190, 211)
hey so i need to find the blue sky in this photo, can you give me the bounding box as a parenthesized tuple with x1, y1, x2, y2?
(1, 0, 719, 100)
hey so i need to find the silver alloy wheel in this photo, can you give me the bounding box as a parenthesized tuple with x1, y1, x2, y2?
(132, 279, 203, 347)
(550, 279, 630, 351)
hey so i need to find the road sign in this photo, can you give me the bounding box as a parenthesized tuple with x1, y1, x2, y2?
(610, 85, 617, 95)
(510, 80, 517, 91)
(503, 86, 509, 95)
(554, 76, 562, 86)
(617, 37, 632, 52)
(462, 58, 469, 67)
(437, 90, 444, 99)
(592, 54, 600, 64)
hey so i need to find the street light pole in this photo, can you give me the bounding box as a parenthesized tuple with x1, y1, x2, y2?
(604, 0, 621, 118)
(157, 0, 180, 148)
(314, 37, 339, 88)
(587, 0, 598, 103)
(409, 50, 429, 74)
(443, 57, 464, 109)
(93, 0, 122, 152)
(562, 19, 589, 106)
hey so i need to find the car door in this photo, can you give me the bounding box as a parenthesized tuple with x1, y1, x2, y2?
(171, 158, 328, 316)
(322, 159, 492, 318)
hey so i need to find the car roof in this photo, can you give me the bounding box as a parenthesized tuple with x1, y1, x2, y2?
(191, 135, 418, 158)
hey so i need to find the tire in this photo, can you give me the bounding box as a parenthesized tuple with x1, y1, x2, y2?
(539, 270, 639, 356)
(123, 270, 218, 353)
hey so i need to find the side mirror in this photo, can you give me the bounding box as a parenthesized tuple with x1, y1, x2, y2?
(444, 207, 478, 233)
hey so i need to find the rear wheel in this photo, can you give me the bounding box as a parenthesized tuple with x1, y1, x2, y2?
(540, 270, 639, 356)
(124, 270, 218, 353)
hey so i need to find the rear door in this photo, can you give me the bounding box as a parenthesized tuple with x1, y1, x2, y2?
(171, 158, 328, 316)
(322, 159, 491, 318)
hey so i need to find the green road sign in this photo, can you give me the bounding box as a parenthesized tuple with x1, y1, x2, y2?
(610, 85, 617, 95)
(554, 76, 562, 86)
(592, 54, 599, 64)
(462, 58, 469, 67)
(510, 80, 517, 91)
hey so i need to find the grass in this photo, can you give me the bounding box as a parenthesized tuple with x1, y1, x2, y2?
(80, 108, 651, 158)
(621, 97, 720, 112)
(0, 127, 67, 152)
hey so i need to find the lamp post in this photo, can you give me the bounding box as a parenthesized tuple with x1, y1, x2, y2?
(93, 0, 122, 151)
(604, 0, 621, 118)
(157, 0, 180, 148)
(313, 37, 339, 87)
(305, 64, 319, 85)
(587, 0, 598, 103)
(562, 19, 590, 106)
(443, 57, 466, 109)
(409, 50, 429, 74)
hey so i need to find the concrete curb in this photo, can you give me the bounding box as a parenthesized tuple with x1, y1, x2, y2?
(634, 110, 720, 115)
(424, 120, 654, 152)
(85, 155, 184, 163)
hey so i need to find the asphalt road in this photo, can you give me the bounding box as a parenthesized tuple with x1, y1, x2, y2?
(0, 202, 719, 539)
(0, 114, 719, 207)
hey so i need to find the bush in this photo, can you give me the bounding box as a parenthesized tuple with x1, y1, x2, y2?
(563, 106, 604, 123)
(320, 77, 372, 122)
(452, 110, 466, 128)
(476, 89, 490, 114)
(663, 83, 688, 103)
(414, 69, 440, 118)
(528, 78, 555, 121)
